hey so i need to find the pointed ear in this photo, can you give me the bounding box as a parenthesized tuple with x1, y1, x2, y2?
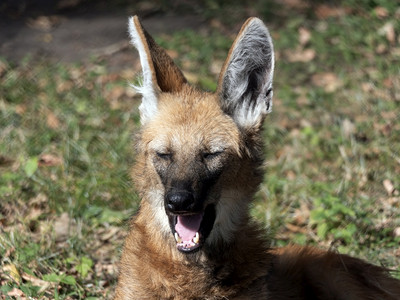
(128, 16, 187, 124)
(217, 17, 274, 129)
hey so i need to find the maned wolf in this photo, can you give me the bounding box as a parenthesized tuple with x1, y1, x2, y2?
(114, 16, 400, 299)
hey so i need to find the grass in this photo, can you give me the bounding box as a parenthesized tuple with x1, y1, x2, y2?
(1, 1, 400, 298)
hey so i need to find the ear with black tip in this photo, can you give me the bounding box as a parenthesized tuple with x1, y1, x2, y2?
(217, 17, 274, 129)
(128, 16, 187, 124)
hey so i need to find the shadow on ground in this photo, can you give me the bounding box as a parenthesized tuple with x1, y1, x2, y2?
(0, 0, 207, 71)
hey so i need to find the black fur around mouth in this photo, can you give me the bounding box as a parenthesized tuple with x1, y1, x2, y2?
(168, 205, 216, 253)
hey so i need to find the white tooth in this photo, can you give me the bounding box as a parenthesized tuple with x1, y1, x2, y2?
(193, 232, 199, 244)
(174, 233, 182, 243)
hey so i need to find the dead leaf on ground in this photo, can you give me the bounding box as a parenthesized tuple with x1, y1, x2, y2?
(285, 48, 316, 62)
(105, 85, 125, 101)
(292, 202, 310, 226)
(298, 27, 311, 46)
(95, 262, 117, 277)
(39, 154, 63, 167)
(361, 82, 374, 93)
(3, 247, 15, 259)
(56, 79, 74, 93)
(296, 93, 310, 106)
(285, 223, 308, 234)
(15, 104, 27, 115)
(25, 207, 43, 222)
(315, 4, 352, 19)
(2, 264, 21, 284)
(383, 179, 395, 196)
(7, 287, 26, 298)
(311, 72, 342, 92)
(46, 110, 61, 129)
(341, 118, 356, 138)
(210, 60, 223, 76)
(0, 60, 8, 76)
(379, 22, 396, 45)
(374, 122, 393, 137)
(22, 272, 51, 289)
(285, 170, 296, 180)
(166, 50, 178, 59)
(376, 43, 387, 54)
(54, 212, 71, 242)
(100, 226, 121, 242)
(105, 85, 127, 110)
(183, 71, 199, 83)
(27, 16, 62, 30)
(280, 0, 310, 9)
(374, 6, 389, 18)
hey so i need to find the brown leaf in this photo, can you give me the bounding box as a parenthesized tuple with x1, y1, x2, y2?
(375, 43, 387, 54)
(46, 111, 61, 129)
(95, 262, 117, 277)
(285, 48, 316, 62)
(315, 4, 351, 19)
(383, 179, 395, 196)
(0, 60, 7, 76)
(298, 27, 311, 46)
(374, 6, 389, 19)
(56, 79, 74, 93)
(15, 104, 27, 115)
(54, 212, 70, 242)
(182, 72, 199, 83)
(342, 118, 355, 138)
(210, 60, 224, 76)
(27, 16, 62, 31)
(106, 85, 125, 101)
(22, 272, 49, 288)
(280, 0, 309, 9)
(286, 223, 307, 234)
(285, 170, 296, 180)
(2, 264, 21, 284)
(296, 94, 310, 106)
(379, 22, 396, 45)
(166, 50, 178, 59)
(361, 82, 374, 93)
(311, 72, 342, 92)
(383, 77, 393, 88)
(26, 207, 43, 221)
(39, 154, 63, 167)
(3, 247, 15, 259)
(100, 226, 120, 241)
(394, 227, 400, 238)
(292, 202, 310, 226)
(7, 287, 26, 298)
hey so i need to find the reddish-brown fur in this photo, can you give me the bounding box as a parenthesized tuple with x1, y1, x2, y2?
(114, 16, 400, 299)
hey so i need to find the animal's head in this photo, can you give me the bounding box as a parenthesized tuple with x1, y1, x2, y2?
(128, 16, 274, 254)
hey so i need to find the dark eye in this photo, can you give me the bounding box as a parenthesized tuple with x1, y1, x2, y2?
(156, 151, 172, 160)
(202, 151, 223, 160)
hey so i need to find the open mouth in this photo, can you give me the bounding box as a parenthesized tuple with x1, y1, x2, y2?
(168, 205, 216, 253)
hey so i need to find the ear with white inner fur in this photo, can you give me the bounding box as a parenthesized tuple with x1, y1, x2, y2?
(128, 16, 187, 124)
(217, 17, 274, 128)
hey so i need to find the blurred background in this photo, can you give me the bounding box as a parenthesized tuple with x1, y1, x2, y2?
(1, 0, 399, 298)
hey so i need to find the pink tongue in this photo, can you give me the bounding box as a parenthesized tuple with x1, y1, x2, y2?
(175, 214, 203, 242)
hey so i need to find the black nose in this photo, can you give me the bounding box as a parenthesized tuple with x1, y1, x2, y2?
(166, 191, 195, 213)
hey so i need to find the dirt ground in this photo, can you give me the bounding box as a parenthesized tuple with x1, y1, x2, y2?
(0, 1, 205, 71)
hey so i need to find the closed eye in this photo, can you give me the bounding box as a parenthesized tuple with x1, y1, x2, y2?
(156, 151, 172, 160)
(202, 151, 224, 160)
